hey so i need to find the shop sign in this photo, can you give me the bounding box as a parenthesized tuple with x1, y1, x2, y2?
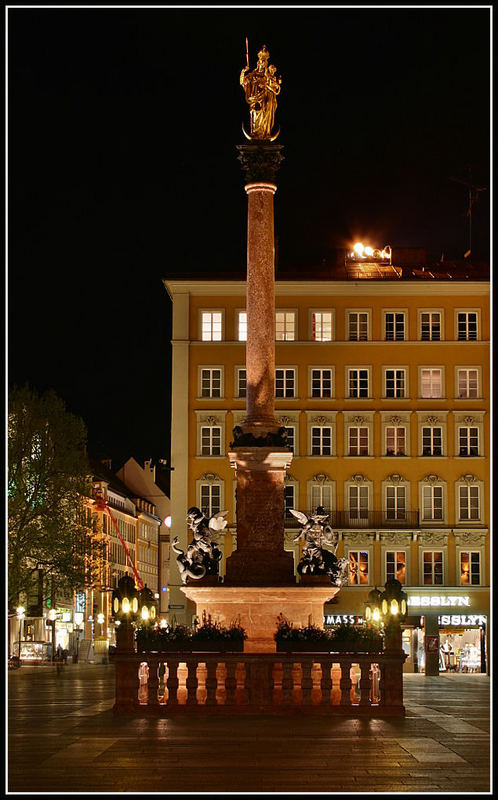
(168, 604, 184, 610)
(407, 595, 470, 608)
(324, 614, 364, 625)
(426, 635, 439, 653)
(438, 614, 486, 626)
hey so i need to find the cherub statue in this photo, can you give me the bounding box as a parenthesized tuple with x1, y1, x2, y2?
(290, 506, 348, 585)
(172, 507, 227, 584)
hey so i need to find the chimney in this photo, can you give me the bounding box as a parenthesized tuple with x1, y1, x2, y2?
(144, 459, 156, 482)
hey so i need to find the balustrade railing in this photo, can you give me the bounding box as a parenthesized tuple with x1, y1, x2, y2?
(111, 651, 405, 715)
(284, 510, 419, 529)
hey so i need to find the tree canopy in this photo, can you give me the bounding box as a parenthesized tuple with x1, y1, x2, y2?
(8, 386, 101, 611)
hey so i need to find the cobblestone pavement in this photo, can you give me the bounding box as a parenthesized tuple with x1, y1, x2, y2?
(8, 664, 491, 794)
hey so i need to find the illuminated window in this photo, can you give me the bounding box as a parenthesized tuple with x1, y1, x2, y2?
(200, 368, 222, 398)
(237, 368, 246, 398)
(201, 426, 222, 456)
(348, 427, 369, 456)
(275, 368, 295, 398)
(349, 485, 369, 521)
(386, 426, 406, 456)
(349, 550, 369, 585)
(422, 485, 443, 520)
(457, 369, 479, 398)
(237, 311, 247, 341)
(459, 426, 479, 456)
(311, 426, 332, 456)
(385, 369, 406, 398)
(312, 312, 333, 341)
(348, 369, 369, 398)
(201, 311, 223, 341)
(385, 486, 406, 520)
(422, 427, 442, 456)
(420, 312, 441, 341)
(276, 312, 296, 341)
(459, 485, 480, 521)
(200, 484, 221, 517)
(385, 312, 405, 341)
(311, 368, 332, 398)
(421, 368, 442, 398)
(457, 312, 478, 340)
(460, 551, 480, 585)
(423, 551, 443, 585)
(386, 551, 406, 584)
(348, 312, 369, 341)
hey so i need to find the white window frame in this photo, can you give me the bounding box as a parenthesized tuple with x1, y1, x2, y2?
(198, 365, 224, 399)
(310, 425, 333, 456)
(385, 425, 407, 457)
(455, 366, 481, 399)
(418, 309, 444, 341)
(347, 549, 370, 586)
(234, 366, 247, 399)
(382, 477, 410, 523)
(283, 478, 299, 521)
(346, 309, 371, 341)
(421, 550, 445, 586)
(416, 412, 448, 458)
(383, 309, 407, 341)
(421, 425, 443, 457)
(344, 478, 372, 526)
(457, 549, 482, 586)
(196, 477, 224, 519)
(346, 366, 371, 399)
(305, 412, 337, 458)
(348, 426, 369, 457)
(380, 412, 411, 458)
(419, 479, 447, 524)
(199, 309, 224, 341)
(236, 310, 247, 342)
(307, 476, 336, 514)
(195, 411, 227, 458)
(455, 477, 483, 524)
(309, 366, 335, 399)
(344, 413, 374, 458)
(383, 366, 408, 399)
(200, 425, 222, 457)
(419, 366, 445, 399)
(384, 549, 408, 585)
(275, 310, 297, 341)
(275, 367, 297, 399)
(455, 308, 480, 341)
(310, 309, 334, 342)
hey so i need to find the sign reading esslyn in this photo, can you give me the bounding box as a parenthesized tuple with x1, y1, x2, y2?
(324, 614, 364, 626)
(438, 614, 486, 626)
(408, 595, 470, 607)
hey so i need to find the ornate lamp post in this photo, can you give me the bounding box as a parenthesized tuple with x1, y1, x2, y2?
(112, 574, 139, 652)
(379, 579, 408, 653)
(364, 587, 383, 626)
(139, 585, 157, 624)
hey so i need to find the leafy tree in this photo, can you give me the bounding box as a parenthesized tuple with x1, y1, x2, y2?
(8, 386, 102, 612)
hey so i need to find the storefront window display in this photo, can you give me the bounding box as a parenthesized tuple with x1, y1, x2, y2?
(409, 616, 486, 674)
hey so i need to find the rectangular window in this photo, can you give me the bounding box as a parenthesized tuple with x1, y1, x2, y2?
(284, 427, 295, 453)
(238, 312, 247, 341)
(457, 312, 478, 340)
(421, 312, 441, 341)
(386, 426, 406, 456)
(459, 485, 480, 520)
(237, 368, 247, 398)
(200, 484, 221, 518)
(348, 312, 369, 341)
(459, 426, 479, 457)
(276, 312, 296, 341)
(422, 427, 442, 456)
(201, 368, 222, 398)
(349, 485, 369, 520)
(349, 550, 369, 585)
(385, 369, 406, 398)
(385, 485, 406, 520)
(284, 485, 295, 515)
(458, 369, 479, 398)
(311, 426, 332, 456)
(311, 368, 332, 398)
(348, 369, 369, 398)
(275, 369, 295, 398)
(201, 311, 222, 341)
(385, 312, 405, 341)
(386, 551, 406, 584)
(201, 426, 222, 456)
(422, 485, 443, 520)
(421, 368, 442, 398)
(348, 427, 369, 456)
(423, 551, 443, 585)
(312, 312, 332, 342)
(311, 484, 332, 511)
(460, 552, 480, 585)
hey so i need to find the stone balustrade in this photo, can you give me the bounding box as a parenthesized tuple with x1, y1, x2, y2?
(111, 651, 406, 715)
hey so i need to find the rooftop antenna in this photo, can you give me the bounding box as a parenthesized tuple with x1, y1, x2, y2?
(450, 167, 487, 258)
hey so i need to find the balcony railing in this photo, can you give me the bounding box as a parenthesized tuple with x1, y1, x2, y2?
(284, 510, 419, 529)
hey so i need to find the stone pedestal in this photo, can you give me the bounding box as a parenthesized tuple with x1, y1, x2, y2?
(181, 586, 340, 653)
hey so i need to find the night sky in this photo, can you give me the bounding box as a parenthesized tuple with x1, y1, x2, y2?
(8, 7, 490, 473)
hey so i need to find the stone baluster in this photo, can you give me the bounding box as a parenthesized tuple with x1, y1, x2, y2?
(205, 659, 218, 706)
(166, 658, 179, 706)
(185, 658, 199, 706)
(320, 658, 333, 706)
(147, 657, 160, 707)
(281, 659, 294, 706)
(301, 659, 313, 706)
(225, 659, 237, 706)
(359, 660, 372, 706)
(340, 659, 353, 705)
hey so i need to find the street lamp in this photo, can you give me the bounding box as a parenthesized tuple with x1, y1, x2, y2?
(16, 606, 25, 660)
(111, 573, 139, 652)
(139, 585, 157, 623)
(379, 579, 408, 652)
(364, 587, 382, 625)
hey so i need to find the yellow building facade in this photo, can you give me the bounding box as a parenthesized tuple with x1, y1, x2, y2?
(165, 276, 489, 673)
